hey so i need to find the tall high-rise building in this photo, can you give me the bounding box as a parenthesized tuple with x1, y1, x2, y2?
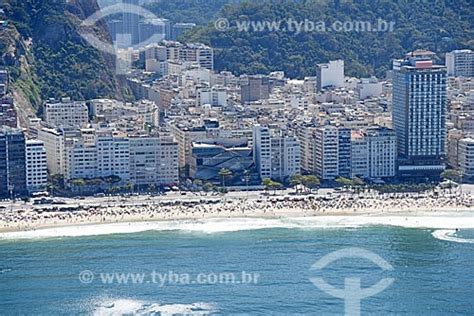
(365, 127, 397, 179)
(0, 127, 27, 198)
(139, 18, 170, 43)
(129, 136, 179, 186)
(179, 43, 214, 70)
(313, 126, 351, 180)
(392, 50, 447, 178)
(253, 125, 301, 181)
(458, 138, 474, 181)
(241, 75, 270, 104)
(25, 140, 48, 193)
(445, 49, 474, 77)
(122, 0, 140, 45)
(252, 125, 272, 180)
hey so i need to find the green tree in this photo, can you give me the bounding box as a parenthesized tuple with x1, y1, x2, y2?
(302, 175, 320, 192)
(262, 178, 273, 193)
(290, 175, 304, 193)
(336, 177, 353, 187)
(203, 182, 214, 194)
(270, 180, 283, 195)
(441, 170, 462, 183)
(125, 181, 134, 193)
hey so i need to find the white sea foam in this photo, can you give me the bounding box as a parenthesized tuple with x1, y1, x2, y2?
(1, 212, 474, 240)
(93, 298, 217, 316)
(431, 230, 474, 244)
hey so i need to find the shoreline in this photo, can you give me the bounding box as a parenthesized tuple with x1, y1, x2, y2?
(1, 192, 473, 235)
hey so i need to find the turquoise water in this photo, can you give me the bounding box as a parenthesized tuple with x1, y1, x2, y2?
(0, 226, 473, 314)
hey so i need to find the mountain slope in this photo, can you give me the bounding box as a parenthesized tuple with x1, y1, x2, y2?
(186, 0, 474, 78)
(0, 0, 126, 114)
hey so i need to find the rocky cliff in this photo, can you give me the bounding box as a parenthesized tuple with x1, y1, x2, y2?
(0, 0, 127, 124)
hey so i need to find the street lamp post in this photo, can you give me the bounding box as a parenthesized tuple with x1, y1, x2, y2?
(243, 170, 250, 200)
(8, 184, 14, 211)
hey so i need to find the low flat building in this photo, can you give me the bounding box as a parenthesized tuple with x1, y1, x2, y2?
(190, 143, 256, 185)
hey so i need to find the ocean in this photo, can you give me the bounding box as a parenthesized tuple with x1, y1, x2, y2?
(0, 215, 473, 315)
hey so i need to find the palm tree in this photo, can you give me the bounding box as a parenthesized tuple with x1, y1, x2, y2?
(218, 168, 233, 189)
(243, 169, 251, 199)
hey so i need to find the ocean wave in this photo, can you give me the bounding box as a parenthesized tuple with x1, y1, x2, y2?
(431, 230, 474, 244)
(2, 213, 474, 240)
(93, 299, 217, 316)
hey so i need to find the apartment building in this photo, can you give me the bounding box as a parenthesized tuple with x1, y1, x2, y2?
(366, 127, 397, 178)
(313, 126, 353, 180)
(0, 127, 27, 198)
(38, 127, 76, 175)
(253, 125, 300, 181)
(129, 136, 179, 187)
(44, 98, 89, 128)
(96, 135, 131, 181)
(393, 50, 447, 177)
(25, 140, 48, 192)
(316, 60, 345, 91)
(197, 86, 228, 107)
(446, 49, 474, 77)
(240, 75, 270, 104)
(458, 138, 474, 181)
(350, 128, 397, 179)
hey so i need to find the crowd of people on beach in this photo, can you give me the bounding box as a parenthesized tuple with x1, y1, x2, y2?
(0, 191, 473, 232)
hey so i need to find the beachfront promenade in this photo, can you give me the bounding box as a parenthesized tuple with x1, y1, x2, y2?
(0, 185, 473, 233)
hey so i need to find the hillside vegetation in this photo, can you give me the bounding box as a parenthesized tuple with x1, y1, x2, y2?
(184, 0, 474, 78)
(0, 0, 126, 109)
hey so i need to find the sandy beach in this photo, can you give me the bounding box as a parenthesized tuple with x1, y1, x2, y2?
(1, 190, 473, 234)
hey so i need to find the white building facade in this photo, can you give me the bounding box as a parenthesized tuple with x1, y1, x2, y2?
(37, 127, 68, 175)
(366, 128, 397, 178)
(44, 98, 89, 128)
(446, 49, 474, 77)
(253, 125, 300, 181)
(459, 138, 474, 180)
(129, 136, 179, 187)
(25, 140, 48, 192)
(316, 60, 345, 91)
